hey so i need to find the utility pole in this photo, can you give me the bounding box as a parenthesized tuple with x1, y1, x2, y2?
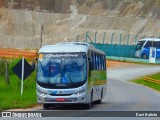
(40, 24, 44, 47)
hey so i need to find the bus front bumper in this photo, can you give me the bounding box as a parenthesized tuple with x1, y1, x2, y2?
(135, 50, 141, 58)
(37, 92, 88, 104)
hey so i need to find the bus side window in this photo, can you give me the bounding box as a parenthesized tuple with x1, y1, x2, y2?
(97, 54, 99, 70)
(90, 52, 94, 70)
(92, 52, 95, 69)
(154, 41, 160, 47)
(158, 41, 160, 47)
(98, 54, 100, 70)
(103, 55, 106, 70)
(99, 54, 101, 70)
(95, 54, 98, 70)
(94, 54, 96, 70)
(144, 41, 152, 47)
(100, 55, 103, 70)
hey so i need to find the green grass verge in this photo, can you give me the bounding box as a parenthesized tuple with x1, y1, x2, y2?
(0, 58, 37, 111)
(130, 72, 160, 92)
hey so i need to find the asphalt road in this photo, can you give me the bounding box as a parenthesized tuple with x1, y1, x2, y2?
(3, 63, 160, 120)
(106, 63, 160, 111)
(35, 63, 160, 111)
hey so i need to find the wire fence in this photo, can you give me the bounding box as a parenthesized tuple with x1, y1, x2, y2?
(77, 31, 160, 45)
(77, 31, 160, 64)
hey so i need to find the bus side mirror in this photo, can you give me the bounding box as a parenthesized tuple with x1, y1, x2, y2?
(31, 58, 38, 70)
(31, 62, 35, 70)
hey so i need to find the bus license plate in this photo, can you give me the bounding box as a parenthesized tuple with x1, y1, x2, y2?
(56, 98, 65, 102)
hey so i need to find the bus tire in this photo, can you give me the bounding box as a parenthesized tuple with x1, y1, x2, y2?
(96, 88, 103, 104)
(85, 90, 93, 109)
(142, 54, 147, 59)
(43, 104, 50, 109)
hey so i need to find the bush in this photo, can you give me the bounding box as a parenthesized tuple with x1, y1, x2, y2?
(0, 57, 25, 77)
(0, 57, 37, 110)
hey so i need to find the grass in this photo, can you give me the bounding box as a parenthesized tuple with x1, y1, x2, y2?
(130, 72, 160, 92)
(0, 58, 37, 111)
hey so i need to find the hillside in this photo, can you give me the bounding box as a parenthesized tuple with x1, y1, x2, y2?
(0, 0, 160, 49)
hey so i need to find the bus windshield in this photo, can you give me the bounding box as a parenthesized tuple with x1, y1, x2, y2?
(37, 53, 87, 89)
(136, 41, 145, 50)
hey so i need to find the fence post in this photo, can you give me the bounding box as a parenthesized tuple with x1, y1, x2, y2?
(119, 33, 122, 45)
(134, 34, 138, 43)
(103, 32, 106, 44)
(127, 34, 130, 45)
(40, 24, 44, 47)
(76, 35, 79, 42)
(111, 33, 114, 44)
(86, 31, 89, 42)
(103, 32, 106, 54)
(94, 32, 97, 43)
(86, 31, 94, 43)
(111, 33, 115, 56)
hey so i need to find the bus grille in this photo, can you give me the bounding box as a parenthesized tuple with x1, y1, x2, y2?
(49, 93, 72, 96)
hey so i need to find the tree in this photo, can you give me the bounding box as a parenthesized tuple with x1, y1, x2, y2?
(5, 60, 10, 85)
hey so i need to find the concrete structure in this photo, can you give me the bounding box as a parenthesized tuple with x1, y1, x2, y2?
(0, 0, 160, 49)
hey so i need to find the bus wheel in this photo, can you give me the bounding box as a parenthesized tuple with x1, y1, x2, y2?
(96, 89, 103, 104)
(142, 54, 147, 59)
(85, 91, 93, 109)
(43, 104, 50, 109)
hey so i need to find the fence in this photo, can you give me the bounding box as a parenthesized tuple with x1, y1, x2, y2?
(94, 44, 136, 58)
(77, 31, 160, 64)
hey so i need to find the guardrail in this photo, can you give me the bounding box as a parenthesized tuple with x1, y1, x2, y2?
(144, 77, 160, 85)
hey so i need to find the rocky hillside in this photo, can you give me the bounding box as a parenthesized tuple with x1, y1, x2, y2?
(0, 0, 160, 48)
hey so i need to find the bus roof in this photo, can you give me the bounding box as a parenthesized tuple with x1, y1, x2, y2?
(139, 38, 160, 41)
(38, 42, 105, 55)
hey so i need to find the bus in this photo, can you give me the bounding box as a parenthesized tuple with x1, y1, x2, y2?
(135, 38, 160, 59)
(36, 42, 107, 109)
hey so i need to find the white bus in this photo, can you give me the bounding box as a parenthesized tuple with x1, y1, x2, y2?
(36, 42, 107, 109)
(135, 38, 160, 59)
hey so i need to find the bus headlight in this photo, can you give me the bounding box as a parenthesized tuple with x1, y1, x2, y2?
(75, 90, 85, 96)
(37, 90, 47, 96)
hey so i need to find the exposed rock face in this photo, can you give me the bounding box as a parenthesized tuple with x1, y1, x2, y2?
(0, 0, 160, 49)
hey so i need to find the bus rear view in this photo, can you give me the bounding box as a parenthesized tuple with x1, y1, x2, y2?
(36, 42, 107, 109)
